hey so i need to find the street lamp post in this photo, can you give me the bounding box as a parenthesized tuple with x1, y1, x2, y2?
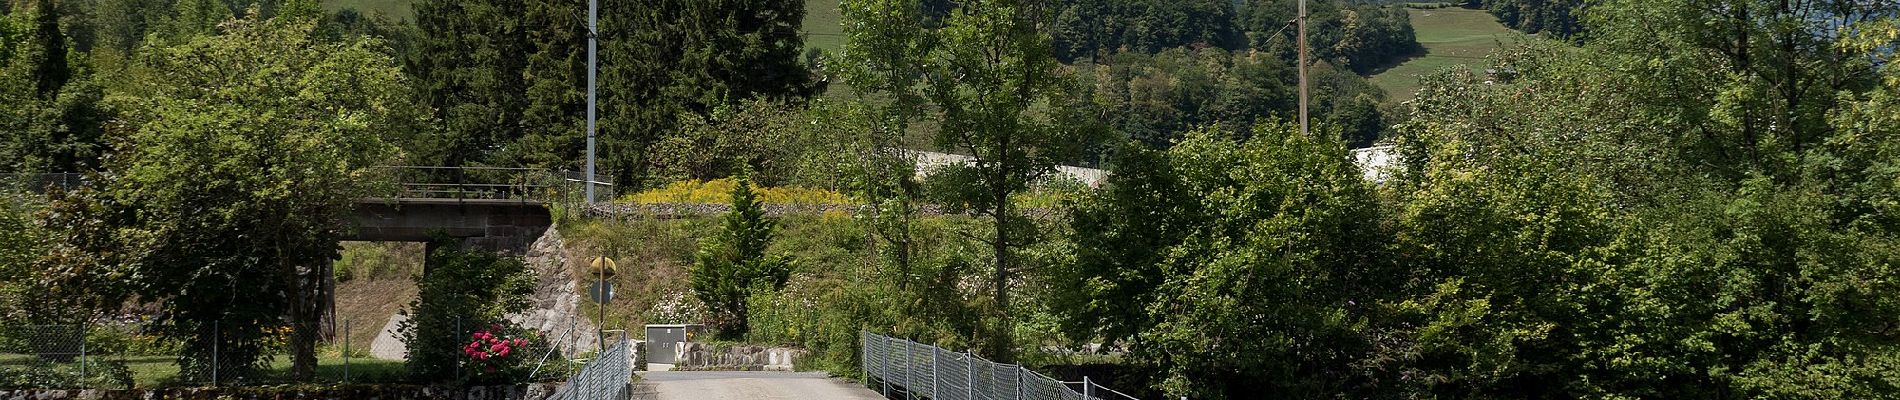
(585, 0, 598, 204)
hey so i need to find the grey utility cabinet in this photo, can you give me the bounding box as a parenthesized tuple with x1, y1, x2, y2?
(643, 324, 704, 364)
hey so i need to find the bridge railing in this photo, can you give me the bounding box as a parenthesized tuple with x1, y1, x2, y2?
(368, 166, 616, 204)
(862, 331, 1140, 400)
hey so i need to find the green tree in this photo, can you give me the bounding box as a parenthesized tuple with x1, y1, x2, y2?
(1060, 123, 1392, 399)
(597, 0, 818, 188)
(85, 4, 410, 381)
(691, 172, 793, 339)
(407, 0, 530, 168)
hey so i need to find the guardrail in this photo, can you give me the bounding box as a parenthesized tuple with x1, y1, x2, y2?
(861, 331, 1140, 400)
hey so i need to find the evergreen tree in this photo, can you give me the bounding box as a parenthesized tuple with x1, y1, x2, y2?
(407, 0, 530, 168)
(690, 172, 793, 339)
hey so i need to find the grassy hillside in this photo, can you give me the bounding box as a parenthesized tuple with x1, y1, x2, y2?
(321, 0, 415, 21)
(1367, 7, 1521, 104)
(805, 0, 845, 53)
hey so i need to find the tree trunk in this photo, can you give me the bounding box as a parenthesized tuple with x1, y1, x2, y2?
(288, 262, 321, 382)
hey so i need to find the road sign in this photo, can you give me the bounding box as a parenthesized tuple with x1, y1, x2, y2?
(589, 281, 615, 303)
(590, 256, 618, 278)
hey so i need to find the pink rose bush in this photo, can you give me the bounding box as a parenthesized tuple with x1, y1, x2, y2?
(460, 323, 547, 383)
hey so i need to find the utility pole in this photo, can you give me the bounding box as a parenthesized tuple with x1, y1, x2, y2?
(585, 0, 599, 204)
(1298, 0, 1310, 137)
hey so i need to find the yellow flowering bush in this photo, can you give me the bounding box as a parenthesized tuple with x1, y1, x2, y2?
(620, 179, 854, 206)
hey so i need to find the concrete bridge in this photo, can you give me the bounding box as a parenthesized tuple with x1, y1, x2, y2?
(344, 166, 605, 264)
(349, 197, 553, 257)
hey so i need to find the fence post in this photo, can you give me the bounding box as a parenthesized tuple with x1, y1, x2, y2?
(1085, 376, 1094, 400)
(966, 352, 974, 400)
(880, 335, 890, 397)
(343, 319, 351, 383)
(930, 346, 938, 399)
(78, 324, 87, 380)
(211, 321, 219, 387)
(1016, 365, 1024, 400)
(905, 340, 914, 397)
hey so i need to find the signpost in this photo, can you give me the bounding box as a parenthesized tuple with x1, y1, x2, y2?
(589, 256, 618, 348)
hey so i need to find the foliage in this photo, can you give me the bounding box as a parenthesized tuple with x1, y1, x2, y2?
(41, 2, 411, 383)
(0, 194, 46, 323)
(1473, 0, 1582, 38)
(691, 173, 795, 339)
(0, 359, 134, 390)
(648, 100, 813, 185)
(739, 213, 990, 374)
(1082, 46, 1391, 148)
(0, 0, 109, 173)
(1359, 8, 1900, 395)
(1048, 0, 1243, 62)
(1057, 123, 1391, 399)
(594, 0, 820, 188)
(398, 238, 535, 384)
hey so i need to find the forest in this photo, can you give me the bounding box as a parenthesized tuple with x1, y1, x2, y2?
(2, 0, 1899, 398)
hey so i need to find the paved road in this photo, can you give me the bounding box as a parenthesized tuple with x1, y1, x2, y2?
(635, 371, 885, 400)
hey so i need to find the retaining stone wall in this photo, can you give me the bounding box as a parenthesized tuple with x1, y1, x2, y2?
(0, 382, 561, 400)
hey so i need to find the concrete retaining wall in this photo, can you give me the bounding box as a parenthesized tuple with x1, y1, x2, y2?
(671, 343, 803, 371)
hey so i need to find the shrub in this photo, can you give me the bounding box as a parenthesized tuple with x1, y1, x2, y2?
(0, 359, 133, 389)
(458, 322, 556, 385)
(398, 237, 535, 384)
(621, 178, 853, 206)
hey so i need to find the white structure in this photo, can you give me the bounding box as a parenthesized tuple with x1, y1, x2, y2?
(907, 150, 1108, 188)
(1351, 145, 1397, 183)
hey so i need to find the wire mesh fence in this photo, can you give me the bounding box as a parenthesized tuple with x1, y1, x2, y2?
(0, 317, 590, 389)
(861, 331, 1141, 400)
(549, 332, 631, 400)
(0, 173, 84, 193)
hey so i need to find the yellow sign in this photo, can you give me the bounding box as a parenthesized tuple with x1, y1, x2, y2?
(589, 256, 618, 278)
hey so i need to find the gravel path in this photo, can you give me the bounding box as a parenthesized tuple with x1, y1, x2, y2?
(635, 371, 884, 400)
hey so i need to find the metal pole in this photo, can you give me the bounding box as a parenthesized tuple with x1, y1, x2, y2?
(966, 352, 974, 400)
(881, 335, 891, 396)
(599, 269, 607, 350)
(1297, 0, 1310, 137)
(78, 325, 86, 379)
(906, 340, 914, 396)
(1016, 365, 1024, 400)
(212, 321, 219, 387)
(930, 347, 939, 399)
(1085, 376, 1093, 400)
(585, 0, 599, 204)
(343, 319, 351, 383)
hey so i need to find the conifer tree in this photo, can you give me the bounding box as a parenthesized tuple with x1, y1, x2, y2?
(690, 172, 793, 339)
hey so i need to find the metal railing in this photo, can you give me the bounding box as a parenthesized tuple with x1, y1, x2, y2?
(368, 166, 616, 206)
(861, 331, 1140, 400)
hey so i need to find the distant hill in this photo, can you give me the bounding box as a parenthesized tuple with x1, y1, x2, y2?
(1366, 7, 1520, 104)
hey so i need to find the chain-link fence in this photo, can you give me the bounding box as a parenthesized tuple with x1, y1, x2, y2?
(861, 331, 1142, 400)
(0, 325, 134, 389)
(550, 332, 631, 400)
(0, 173, 84, 194)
